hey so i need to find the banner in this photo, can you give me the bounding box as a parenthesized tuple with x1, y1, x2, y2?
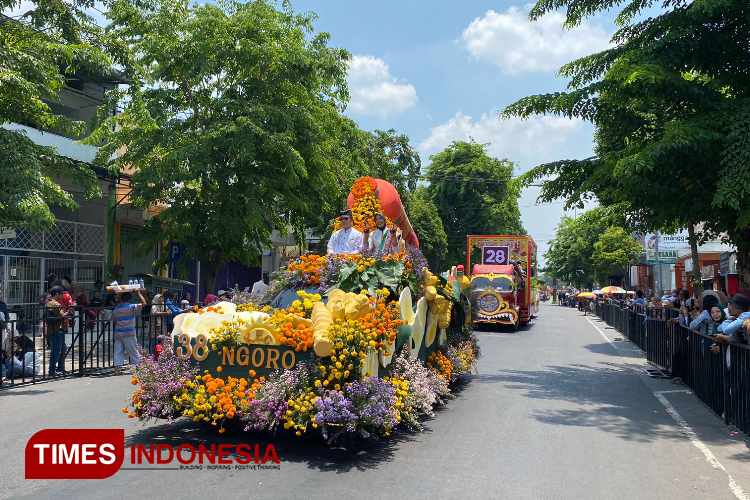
(644, 232, 690, 263)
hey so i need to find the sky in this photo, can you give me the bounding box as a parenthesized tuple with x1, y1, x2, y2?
(5, 0, 617, 266)
(293, 0, 612, 265)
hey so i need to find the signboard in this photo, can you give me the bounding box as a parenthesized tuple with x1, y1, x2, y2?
(174, 335, 314, 379)
(482, 246, 509, 265)
(168, 242, 184, 278)
(629, 266, 639, 287)
(0, 228, 16, 240)
(720, 252, 737, 275)
(701, 265, 716, 281)
(645, 232, 690, 263)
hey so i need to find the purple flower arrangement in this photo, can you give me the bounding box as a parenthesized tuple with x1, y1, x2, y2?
(318, 255, 348, 292)
(446, 341, 478, 378)
(345, 377, 398, 436)
(241, 363, 314, 432)
(406, 245, 428, 283)
(392, 350, 451, 416)
(132, 349, 197, 421)
(314, 389, 358, 440)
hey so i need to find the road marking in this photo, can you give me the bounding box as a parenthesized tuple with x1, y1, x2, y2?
(584, 316, 617, 348)
(653, 391, 748, 500)
(584, 315, 748, 500)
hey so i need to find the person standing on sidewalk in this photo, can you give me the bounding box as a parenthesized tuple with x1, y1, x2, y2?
(112, 290, 147, 370)
(46, 286, 69, 377)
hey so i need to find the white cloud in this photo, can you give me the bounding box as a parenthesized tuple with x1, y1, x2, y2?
(3, 1, 35, 18)
(347, 55, 417, 118)
(419, 111, 588, 170)
(461, 6, 610, 74)
(419, 111, 595, 266)
(3, 2, 108, 27)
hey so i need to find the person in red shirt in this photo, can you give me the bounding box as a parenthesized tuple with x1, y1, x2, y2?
(154, 335, 168, 360)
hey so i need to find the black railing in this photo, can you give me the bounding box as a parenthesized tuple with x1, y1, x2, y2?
(645, 315, 671, 373)
(1, 305, 171, 389)
(590, 301, 750, 435)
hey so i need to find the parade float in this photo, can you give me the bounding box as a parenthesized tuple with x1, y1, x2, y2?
(124, 177, 478, 443)
(465, 234, 539, 328)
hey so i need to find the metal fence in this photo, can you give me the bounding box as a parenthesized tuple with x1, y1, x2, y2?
(1, 305, 170, 389)
(591, 301, 750, 435)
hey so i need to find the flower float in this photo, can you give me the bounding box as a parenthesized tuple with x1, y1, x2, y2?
(125, 180, 478, 444)
(128, 260, 478, 443)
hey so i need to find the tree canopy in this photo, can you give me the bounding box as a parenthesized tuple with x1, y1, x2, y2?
(311, 120, 423, 237)
(363, 129, 421, 195)
(406, 187, 448, 272)
(425, 141, 524, 267)
(543, 207, 626, 287)
(90, 0, 351, 289)
(0, 0, 108, 230)
(504, 0, 750, 288)
(592, 226, 643, 285)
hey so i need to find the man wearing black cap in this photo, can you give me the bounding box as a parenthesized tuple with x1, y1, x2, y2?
(716, 293, 750, 344)
(327, 210, 363, 255)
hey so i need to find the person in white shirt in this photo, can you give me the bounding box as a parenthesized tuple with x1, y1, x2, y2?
(364, 213, 396, 254)
(251, 273, 270, 298)
(327, 210, 363, 255)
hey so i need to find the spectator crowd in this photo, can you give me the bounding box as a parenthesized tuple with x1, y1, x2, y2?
(555, 284, 750, 354)
(1, 272, 272, 383)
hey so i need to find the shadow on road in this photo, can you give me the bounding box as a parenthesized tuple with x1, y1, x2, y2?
(125, 419, 411, 472)
(0, 388, 54, 397)
(583, 342, 643, 358)
(474, 322, 536, 335)
(123, 378, 475, 473)
(474, 363, 743, 447)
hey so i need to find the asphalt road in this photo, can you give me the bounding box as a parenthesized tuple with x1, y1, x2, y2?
(3, 303, 750, 500)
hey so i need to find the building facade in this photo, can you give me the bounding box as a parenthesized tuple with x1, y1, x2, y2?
(1, 71, 132, 307)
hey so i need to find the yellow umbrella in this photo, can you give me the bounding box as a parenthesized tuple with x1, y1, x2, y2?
(576, 292, 596, 299)
(600, 286, 626, 295)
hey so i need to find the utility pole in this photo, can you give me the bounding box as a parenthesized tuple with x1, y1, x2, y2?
(655, 231, 663, 295)
(196, 260, 201, 303)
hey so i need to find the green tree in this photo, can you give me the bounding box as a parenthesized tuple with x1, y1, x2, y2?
(406, 188, 447, 271)
(543, 206, 625, 287)
(364, 129, 421, 195)
(0, 1, 109, 230)
(426, 141, 523, 266)
(592, 226, 642, 285)
(91, 0, 351, 291)
(504, 0, 750, 290)
(301, 118, 422, 242)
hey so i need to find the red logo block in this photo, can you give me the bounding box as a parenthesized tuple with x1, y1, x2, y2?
(25, 429, 125, 479)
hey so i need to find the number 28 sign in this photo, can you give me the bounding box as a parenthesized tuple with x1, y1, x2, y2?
(482, 246, 509, 265)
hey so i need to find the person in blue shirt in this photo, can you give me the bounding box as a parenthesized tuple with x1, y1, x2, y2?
(111, 290, 147, 368)
(688, 294, 720, 334)
(715, 293, 750, 345)
(162, 290, 183, 332)
(633, 290, 646, 307)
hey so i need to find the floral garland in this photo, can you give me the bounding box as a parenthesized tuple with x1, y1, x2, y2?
(126, 330, 479, 443)
(287, 254, 327, 286)
(334, 177, 395, 233)
(174, 373, 264, 433)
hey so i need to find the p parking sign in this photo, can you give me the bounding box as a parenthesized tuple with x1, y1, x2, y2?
(482, 246, 509, 265)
